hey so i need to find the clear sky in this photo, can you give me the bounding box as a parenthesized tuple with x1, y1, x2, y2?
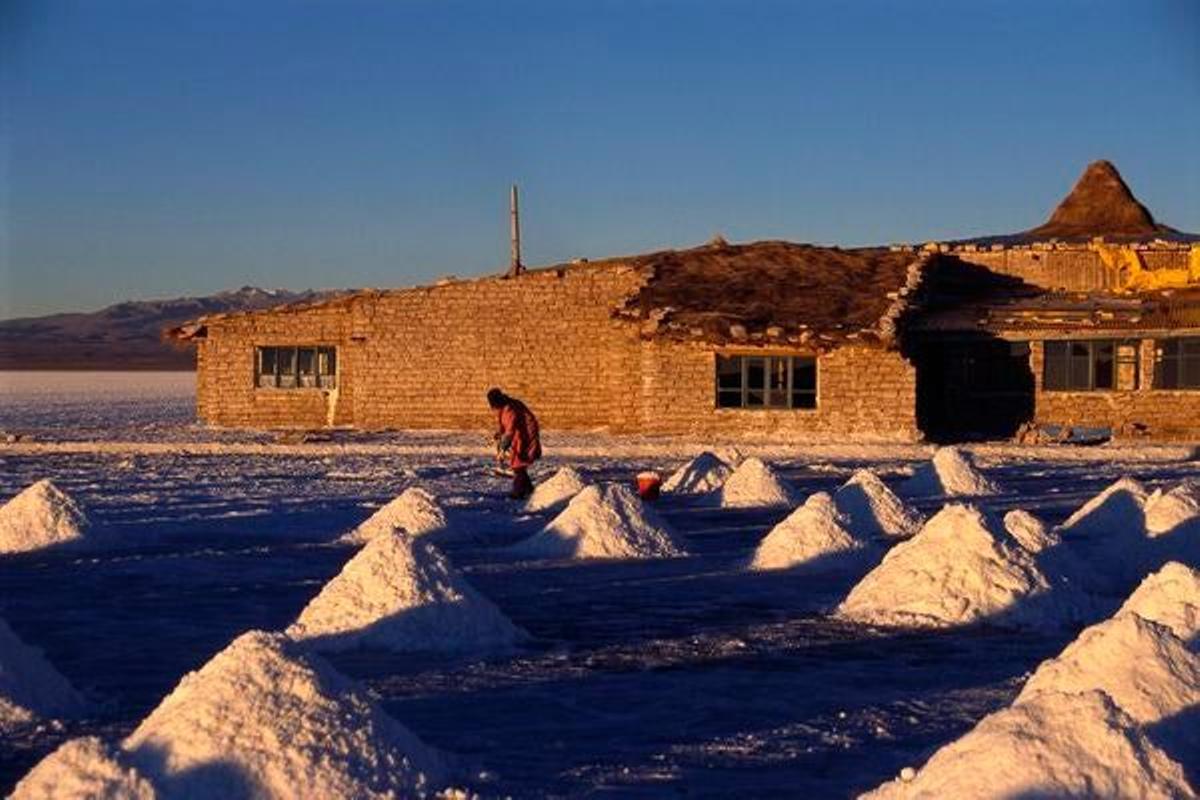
(2, 0, 1198, 318)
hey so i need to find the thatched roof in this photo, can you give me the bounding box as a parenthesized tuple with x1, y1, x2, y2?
(615, 240, 925, 346)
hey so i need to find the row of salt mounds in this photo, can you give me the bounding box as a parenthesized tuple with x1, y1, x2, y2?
(719, 457, 798, 509)
(508, 484, 686, 560)
(899, 447, 999, 498)
(338, 487, 447, 545)
(525, 466, 589, 513)
(12, 737, 156, 800)
(833, 469, 923, 539)
(119, 630, 449, 799)
(288, 532, 526, 654)
(863, 563, 1200, 800)
(837, 504, 1091, 630)
(663, 451, 734, 496)
(1, 615, 86, 730)
(860, 690, 1193, 799)
(1145, 479, 1200, 536)
(0, 479, 90, 554)
(749, 492, 867, 571)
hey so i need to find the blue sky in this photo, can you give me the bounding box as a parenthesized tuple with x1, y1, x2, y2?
(2, 0, 1198, 318)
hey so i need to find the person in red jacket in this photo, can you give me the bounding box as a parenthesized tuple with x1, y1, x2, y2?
(487, 387, 542, 499)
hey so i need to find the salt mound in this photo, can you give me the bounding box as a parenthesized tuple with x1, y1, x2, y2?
(1118, 562, 1200, 645)
(0, 479, 89, 554)
(1060, 476, 1148, 536)
(288, 532, 525, 654)
(719, 458, 798, 509)
(1016, 613, 1200, 726)
(833, 469, 922, 539)
(339, 487, 447, 545)
(899, 447, 999, 497)
(1145, 481, 1200, 536)
(1002, 509, 1059, 553)
(123, 630, 447, 798)
(749, 492, 866, 571)
(662, 451, 733, 495)
(12, 737, 156, 800)
(861, 690, 1192, 799)
(508, 484, 685, 560)
(525, 466, 588, 512)
(0, 615, 86, 730)
(837, 504, 1083, 630)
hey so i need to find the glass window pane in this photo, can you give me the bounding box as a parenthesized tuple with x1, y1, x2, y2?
(297, 348, 317, 387)
(1157, 356, 1179, 389)
(1182, 339, 1200, 356)
(257, 348, 278, 388)
(1092, 342, 1114, 389)
(765, 358, 789, 407)
(745, 358, 765, 406)
(1043, 341, 1067, 390)
(792, 358, 817, 392)
(716, 356, 742, 391)
(792, 391, 817, 409)
(717, 390, 743, 408)
(1183, 357, 1200, 389)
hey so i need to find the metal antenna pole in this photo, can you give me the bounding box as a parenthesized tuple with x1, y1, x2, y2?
(509, 184, 523, 276)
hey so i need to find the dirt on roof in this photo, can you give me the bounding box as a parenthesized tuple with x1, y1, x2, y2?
(616, 240, 923, 346)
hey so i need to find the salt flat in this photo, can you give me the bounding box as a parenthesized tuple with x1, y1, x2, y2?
(1, 373, 1197, 797)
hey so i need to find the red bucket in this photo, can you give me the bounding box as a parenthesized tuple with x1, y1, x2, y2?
(636, 471, 662, 501)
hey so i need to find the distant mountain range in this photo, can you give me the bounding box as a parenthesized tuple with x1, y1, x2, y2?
(0, 287, 348, 370)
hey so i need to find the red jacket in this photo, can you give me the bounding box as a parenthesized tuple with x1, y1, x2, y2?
(497, 398, 542, 469)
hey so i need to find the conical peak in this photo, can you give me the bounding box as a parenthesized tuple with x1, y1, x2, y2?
(1030, 160, 1161, 238)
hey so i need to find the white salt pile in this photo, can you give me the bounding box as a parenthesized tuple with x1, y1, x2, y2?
(719, 457, 798, 509)
(662, 451, 733, 495)
(1060, 476, 1148, 537)
(1002, 509, 1059, 553)
(0, 479, 90, 554)
(1144, 480, 1200, 536)
(123, 630, 448, 799)
(861, 690, 1192, 799)
(525, 466, 588, 512)
(1017, 613, 1199, 728)
(288, 532, 525, 654)
(508, 484, 686, 560)
(338, 487, 447, 545)
(837, 504, 1086, 630)
(748, 492, 866, 571)
(12, 737, 157, 800)
(833, 469, 922, 539)
(1118, 562, 1200, 646)
(0, 615, 86, 730)
(899, 447, 999, 497)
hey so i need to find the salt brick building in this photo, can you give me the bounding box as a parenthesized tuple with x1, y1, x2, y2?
(171, 162, 1200, 442)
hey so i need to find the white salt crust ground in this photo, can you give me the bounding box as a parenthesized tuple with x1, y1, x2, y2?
(1145, 480, 1200, 536)
(122, 630, 449, 799)
(0, 479, 90, 554)
(899, 448, 1000, 498)
(11, 737, 157, 800)
(508, 483, 686, 560)
(525, 466, 589, 513)
(338, 487, 448, 544)
(0, 615, 86, 730)
(719, 457, 798, 509)
(749, 492, 866, 571)
(832, 469, 922, 539)
(287, 532, 526, 654)
(860, 690, 1194, 800)
(662, 452, 733, 496)
(1118, 562, 1200, 646)
(837, 504, 1090, 630)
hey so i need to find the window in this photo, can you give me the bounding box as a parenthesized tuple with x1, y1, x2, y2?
(255, 346, 337, 389)
(1154, 338, 1200, 390)
(1042, 340, 1116, 391)
(715, 355, 817, 409)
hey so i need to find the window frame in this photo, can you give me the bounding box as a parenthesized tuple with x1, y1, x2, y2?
(254, 345, 338, 390)
(1153, 337, 1200, 391)
(1041, 339, 1118, 392)
(714, 353, 818, 410)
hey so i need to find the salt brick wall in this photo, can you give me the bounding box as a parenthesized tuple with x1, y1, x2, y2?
(637, 341, 919, 440)
(956, 249, 1194, 292)
(1028, 339, 1200, 439)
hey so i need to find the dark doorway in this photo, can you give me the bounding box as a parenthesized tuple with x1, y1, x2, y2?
(913, 337, 1035, 442)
